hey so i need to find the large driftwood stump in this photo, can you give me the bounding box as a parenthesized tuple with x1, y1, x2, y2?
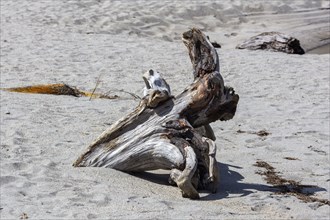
(236, 32, 305, 54)
(74, 28, 239, 199)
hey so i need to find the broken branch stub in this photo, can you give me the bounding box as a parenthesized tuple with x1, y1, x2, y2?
(74, 28, 239, 199)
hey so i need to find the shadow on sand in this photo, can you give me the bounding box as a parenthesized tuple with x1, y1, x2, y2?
(201, 162, 271, 200)
(131, 162, 327, 201)
(131, 162, 273, 200)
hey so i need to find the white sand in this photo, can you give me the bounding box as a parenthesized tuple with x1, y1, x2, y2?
(1, 0, 329, 219)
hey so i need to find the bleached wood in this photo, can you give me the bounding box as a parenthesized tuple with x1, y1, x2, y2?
(74, 28, 239, 199)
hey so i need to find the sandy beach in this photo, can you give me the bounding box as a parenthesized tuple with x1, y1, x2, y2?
(1, 0, 329, 219)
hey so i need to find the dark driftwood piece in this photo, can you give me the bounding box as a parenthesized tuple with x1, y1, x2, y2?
(74, 28, 239, 199)
(236, 32, 305, 54)
(207, 36, 221, 48)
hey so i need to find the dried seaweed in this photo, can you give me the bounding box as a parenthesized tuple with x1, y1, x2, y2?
(254, 160, 330, 206)
(1, 84, 119, 100)
(237, 129, 271, 137)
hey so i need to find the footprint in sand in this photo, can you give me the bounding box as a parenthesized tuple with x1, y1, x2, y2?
(0, 176, 17, 185)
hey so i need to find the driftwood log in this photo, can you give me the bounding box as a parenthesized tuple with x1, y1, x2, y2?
(236, 32, 305, 54)
(74, 28, 239, 199)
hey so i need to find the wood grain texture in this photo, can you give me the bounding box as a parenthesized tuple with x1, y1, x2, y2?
(74, 28, 239, 199)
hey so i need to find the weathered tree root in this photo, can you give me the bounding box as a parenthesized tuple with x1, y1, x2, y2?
(74, 28, 239, 199)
